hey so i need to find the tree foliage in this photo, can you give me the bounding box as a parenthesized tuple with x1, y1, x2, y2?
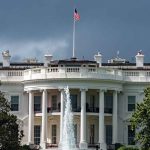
(130, 87, 150, 149)
(0, 91, 24, 150)
(118, 146, 139, 150)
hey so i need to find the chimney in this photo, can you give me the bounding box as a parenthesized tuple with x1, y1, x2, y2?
(44, 54, 53, 67)
(2, 50, 11, 67)
(135, 50, 144, 68)
(94, 52, 102, 67)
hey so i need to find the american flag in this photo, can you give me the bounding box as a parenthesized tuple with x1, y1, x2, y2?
(74, 8, 80, 21)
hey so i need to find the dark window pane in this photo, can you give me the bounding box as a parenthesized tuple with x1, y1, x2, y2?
(106, 125, 112, 144)
(128, 104, 135, 111)
(70, 94, 77, 110)
(104, 94, 113, 108)
(11, 96, 19, 111)
(52, 125, 57, 144)
(104, 93, 113, 113)
(128, 96, 135, 111)
(90, 124, 95, 144)
(90, 95, 95, 108)
(128, 125, 135, 145)
(34, 125, 41, 145)
(34, 96, 41, 112)
(74, 124, 77, 144)
(52, 95, 57, 110)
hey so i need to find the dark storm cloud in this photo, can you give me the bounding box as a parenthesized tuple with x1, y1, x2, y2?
(0, 0, 150, 62)
(0, 0, 72, 39)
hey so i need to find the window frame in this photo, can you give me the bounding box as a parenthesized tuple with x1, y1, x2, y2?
(51, 95, 57, 110)
(10, 95, 19, 111)
(34, 125, 41, 145)
(34, 95, 41, 112)
(128, 96, 136, 112)
(52, 124, 57, 144)
(106, 125, 112, 145)
(70, 94, 78, 110)
(89, 95, 95, 108)
(104, 93, 113, 114)
(89, 124, 95, 144)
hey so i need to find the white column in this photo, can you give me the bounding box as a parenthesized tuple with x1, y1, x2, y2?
(59, 89, 64, 145)
(40, 89, 47, 149)
(28, 91, 34, 144)
(79, 89, 87, 149)
(112, 90, 118, 144)
(99, 89, 107, 150)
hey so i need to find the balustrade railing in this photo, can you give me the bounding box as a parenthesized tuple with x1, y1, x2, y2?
(124, 71, 139, 76)
(123, 70, 150, 82)
(3, 67, 150, 82)
(32, 68, 41, 73)
(104, 108, 113, 114)
(86, 107, 99, 113)
(0, 70, 24, 81)
(22, 66, 123, 81)
(7, 71, 23, 76)
(72, 107, 81, 112)
(66, 67, 80, 72)
(47, 107, 60, 113)
(47, 68, 58, 72)
(34, 106, 113, 114)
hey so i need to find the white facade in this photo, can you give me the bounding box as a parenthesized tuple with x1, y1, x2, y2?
(0, 51, 148, 150)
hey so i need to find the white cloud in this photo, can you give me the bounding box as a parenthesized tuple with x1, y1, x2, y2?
(0, 37, 69, 62)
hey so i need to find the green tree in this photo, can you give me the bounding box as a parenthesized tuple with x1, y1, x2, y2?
(130, 87, 150, 150)
(0, 91, 24, 150)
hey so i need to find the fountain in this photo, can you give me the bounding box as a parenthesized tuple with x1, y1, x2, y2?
(60, 86, 78, 150)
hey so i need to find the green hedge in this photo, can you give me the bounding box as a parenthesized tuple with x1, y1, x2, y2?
(118, 146, 139, 150)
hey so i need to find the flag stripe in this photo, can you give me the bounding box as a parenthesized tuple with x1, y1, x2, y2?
(74, 8, 80, 21)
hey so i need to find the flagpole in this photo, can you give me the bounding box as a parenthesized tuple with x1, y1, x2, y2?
(73, 10, 76, 58)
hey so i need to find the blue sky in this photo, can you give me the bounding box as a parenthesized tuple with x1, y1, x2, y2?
(0, 0, 150, 63)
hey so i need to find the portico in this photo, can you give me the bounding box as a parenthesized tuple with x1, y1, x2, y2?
(27, 87, 119, 150)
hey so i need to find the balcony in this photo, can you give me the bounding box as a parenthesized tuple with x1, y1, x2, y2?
(23, 67, 123, 81)
(86, 107, 99, 113)
(34, 106, 112, 114)
(2, 67, 150, 83)
(72, 107, 81, 112)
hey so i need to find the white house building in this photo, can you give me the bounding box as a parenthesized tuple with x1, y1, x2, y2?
(0, 50, 147, 150)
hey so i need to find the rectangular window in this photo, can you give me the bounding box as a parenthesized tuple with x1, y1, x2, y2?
(89, 95, 98, 112)
(70, 94, 77, 111)
(52, 125, 57, 144)
(74, 124, 77, 144)
(128, 96, 136, 111)
(90, 95, 95, 108)
(51, 95, 57, 111)
(104, 94, 113, 113)
(90, 124, 95, 144)
(34, 96, 41, 112)
(106, 125, 112, 144)
(11, 96, 19, 111)
(34, 125, 41, 145)
(128, 125, 135, 145)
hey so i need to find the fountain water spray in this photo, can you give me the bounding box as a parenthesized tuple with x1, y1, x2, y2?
(61, 86, 77, 150)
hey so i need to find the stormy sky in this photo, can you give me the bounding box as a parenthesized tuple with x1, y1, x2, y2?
(0, 0, 150, 63)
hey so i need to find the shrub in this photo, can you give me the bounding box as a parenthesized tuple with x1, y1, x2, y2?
(118, 146, 139, 150)
(19, 145, 31, 150)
